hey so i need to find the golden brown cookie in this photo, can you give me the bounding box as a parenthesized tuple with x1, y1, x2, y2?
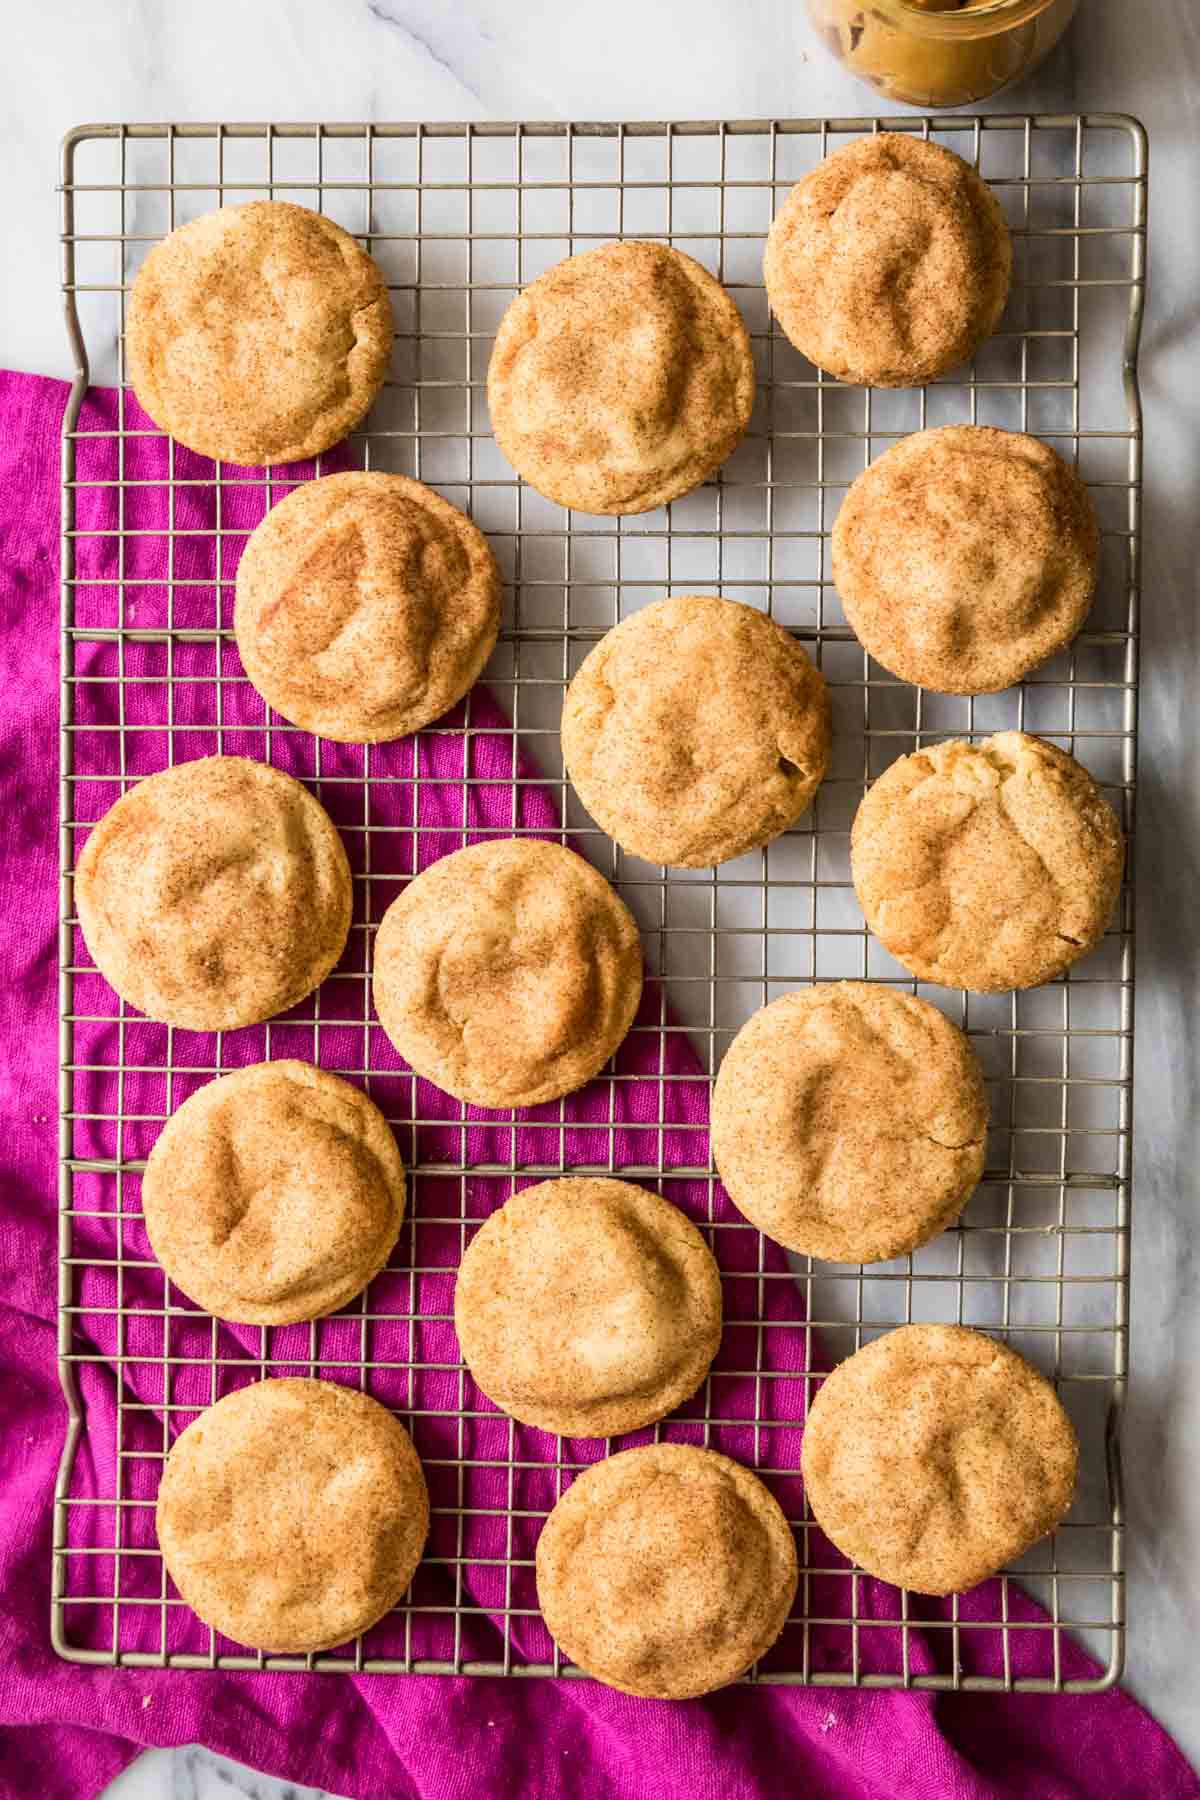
(561, 596, 831, 867)
(234, 472, 502, 742)
(711, 983, 986, 1263)
(75, 756, 353, 1031)
(487, 241, 755, 515)
(801, 1324, 1078, 1595)
(142, 1062, 404, 1325)
(851, 732, 1124, 992)
(764, 135, 1011, 386)
(372, 839, 642, 1108)
(536, 1444, 797, 1697)
(454, 1178, 721, 1436)
(126, 201, 393, 466)
(833, 427, 1100, 694)
(157, 1378, 428, 1652)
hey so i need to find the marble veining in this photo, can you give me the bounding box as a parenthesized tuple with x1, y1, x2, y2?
(99, 1747, 347, 1800)
(171, 1745, 346, 1800)
(4, 3, 1197, 1796)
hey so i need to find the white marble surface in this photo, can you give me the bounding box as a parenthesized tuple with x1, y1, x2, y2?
(96, 1747, 347, 1800)
(3, 2, 1197, 1795)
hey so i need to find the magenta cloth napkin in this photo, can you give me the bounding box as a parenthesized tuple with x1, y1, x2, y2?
(0, 366, 1195, 1800)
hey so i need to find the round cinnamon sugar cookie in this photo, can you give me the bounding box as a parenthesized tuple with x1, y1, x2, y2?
(142, 1061, 405, 1325)
(850, 732, 1124, 992)
(764, 135, 1011, 386)
(801, 1324, 1078, 1595)
(536, 1444, 798, 1697)
(157, 1377, 428, 1653)
(833, 427, 1100, 694)
(372, 838, 643, 1108)
(234, 472, 501, 742)
(454, 1178, 721, 1436)
(126, 201, 393, 466)
(561, 595, 830, 867)
(711, 983, 987, 1264)
(487, 241, 755, 515)
(75, 756, 352, 1031)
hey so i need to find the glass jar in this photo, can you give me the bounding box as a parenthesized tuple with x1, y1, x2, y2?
(806, 0, 1078, 109)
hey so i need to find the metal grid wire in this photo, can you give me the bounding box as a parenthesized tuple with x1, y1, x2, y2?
(53, 114, 1146, 1690)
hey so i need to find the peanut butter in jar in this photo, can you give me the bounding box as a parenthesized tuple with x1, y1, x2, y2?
(807, 0, 1077, 108)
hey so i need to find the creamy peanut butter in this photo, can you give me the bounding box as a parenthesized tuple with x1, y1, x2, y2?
(808, 0, 1077, 108)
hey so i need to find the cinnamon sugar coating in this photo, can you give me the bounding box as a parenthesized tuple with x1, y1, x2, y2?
(454, 1177, 721, 1436)
(764, 135, 1011, 386)
(235, 472, 501, 742)
(143, 1062, 404, 1325)
(127, 201, 393, 465)
(851, 732, 1124, 992)
(487, 241, 755, 514)
(712, 982, 987, 1263)
(536, 1444, 797, 1696)
(802, 1325, 1078, 1595)
(157, 1378, 428, 1652)
(833, 427, 1099, 694)
(75, 756, 352, 1031)
(372, 839, 643, 1108)
(561, 595, 830, 868)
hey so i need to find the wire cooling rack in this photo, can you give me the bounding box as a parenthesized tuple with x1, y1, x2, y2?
(53, 114, 1146, 1691)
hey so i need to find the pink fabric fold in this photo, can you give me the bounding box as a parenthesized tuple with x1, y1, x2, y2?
(0, 368, 1194, 1800)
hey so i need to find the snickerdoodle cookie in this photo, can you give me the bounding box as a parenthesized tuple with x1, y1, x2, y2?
(801, 1324, 1078, 1595)
(833, 427, 1100, 694)
(764, 135, 1011, 386)
(126, 201, 393, 465)
(157, 1378, 428, 1652)
(711, 983, 986, 1264)
(851, 732, 1124, 992)
(536, 1444, 798, 1696)
(487, 241, 755, 515)
(372, 839, 642, 1108)
(142, 1062, 404, 1325)
(561, 596, 830, 867)
(234, 472, 501, 742)
(75, 756, 352, 1031)
(454, 1178, 721, 1436)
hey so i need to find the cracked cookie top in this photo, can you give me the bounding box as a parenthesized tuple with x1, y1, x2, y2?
(75, 755, 353, 1030)
(142, 1060, 404, 1325)
(833, 427, 1100, 695)
(561, 595, 831, 868)
(851, 732, 1124, 992)
(126, 201, 394, 466)
(487, 241, 756, 515)
(764, 135, 1011, 387)
(801, 1324, 1078, 1595)
(712, 982, 987, 1264)
(372, 838, 643, 1108)
(454, 1177, 722, 1437)
(157, 1378, 428, 1653)
(234, 472, 501, 742)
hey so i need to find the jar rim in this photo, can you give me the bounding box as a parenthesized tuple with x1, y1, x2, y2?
(862, 0, 1069, 34)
